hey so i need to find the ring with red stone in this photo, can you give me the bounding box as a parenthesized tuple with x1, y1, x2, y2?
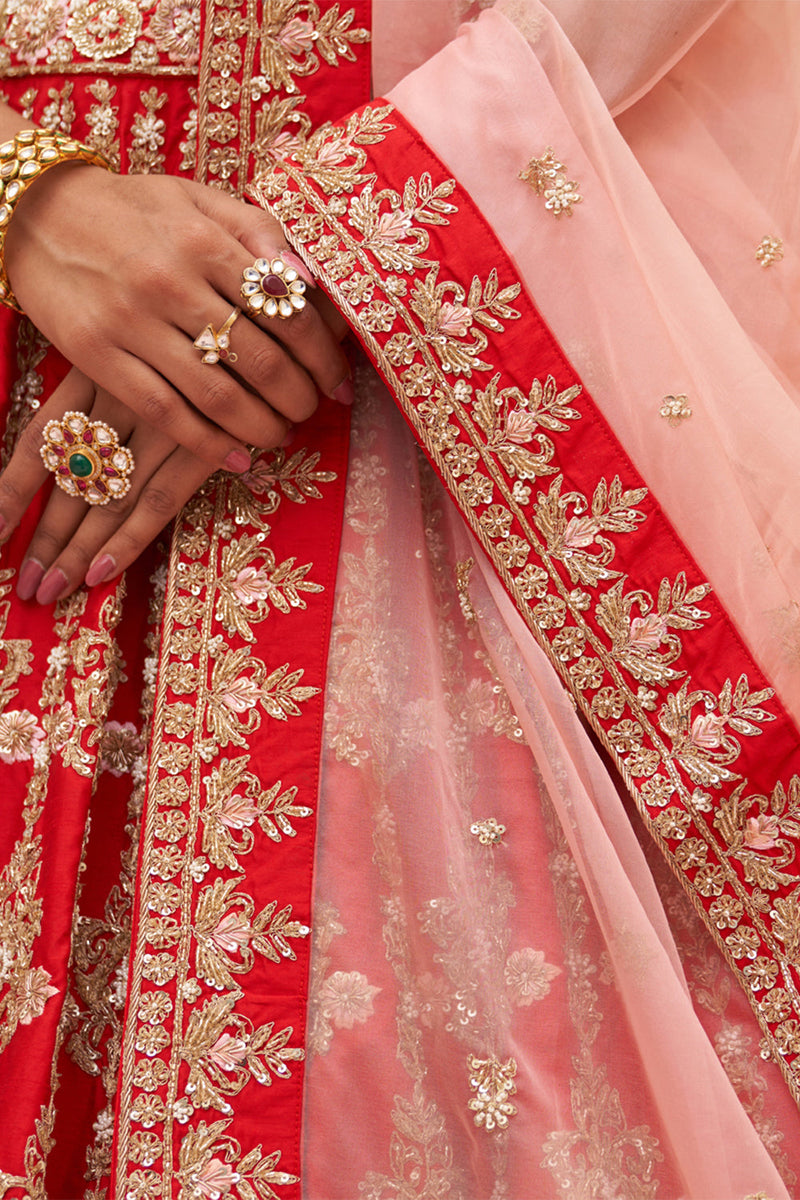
(240, 256, 306, 320)
(193, 306, 241, 365)
(40, 411, 134, 506)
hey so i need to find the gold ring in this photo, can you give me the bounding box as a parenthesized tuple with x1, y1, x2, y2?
(193, 306, 241, 365)
(40, 411, 134, 506)
(241, 257, 306, 320)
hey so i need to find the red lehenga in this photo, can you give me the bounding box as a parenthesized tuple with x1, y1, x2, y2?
(2, 2, 800, 1198)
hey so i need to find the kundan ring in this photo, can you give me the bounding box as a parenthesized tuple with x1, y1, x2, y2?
(193, 306, 241, 365)
(40, 411, 135, 506)
(241, 256, 306, 319)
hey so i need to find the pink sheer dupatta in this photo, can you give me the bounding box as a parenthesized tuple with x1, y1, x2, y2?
(301, 3, 800, 1197)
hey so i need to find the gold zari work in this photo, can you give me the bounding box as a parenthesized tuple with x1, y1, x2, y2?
(0, 0, 201, 76)
(250, 107, 800, 1103)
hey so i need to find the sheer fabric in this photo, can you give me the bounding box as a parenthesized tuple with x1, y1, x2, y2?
(302, 2, 800, 1196)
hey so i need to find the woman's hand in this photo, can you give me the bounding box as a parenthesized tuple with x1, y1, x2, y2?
(0, 368, 224, 604)
(4, 165, 353, 472)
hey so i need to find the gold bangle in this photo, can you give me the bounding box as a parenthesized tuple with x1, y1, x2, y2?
(0, 128, 115, 314)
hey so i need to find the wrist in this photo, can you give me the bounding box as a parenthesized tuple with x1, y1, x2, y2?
(0, 129, 115, 313)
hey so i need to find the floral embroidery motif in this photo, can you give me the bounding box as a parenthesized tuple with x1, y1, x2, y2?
(467, 1054, 518, 1130)
(250, 106, 800, 1099)
(0, 0, 202, 75)
(504, 947, 560, 1005)
(470, 816, 506, 846)
(198, 0, 369, 196)
(116, 436, 341, 1193)
(316, 970, 381, 1033)
(177, 1120, 298, 1200)
(129, 85, 168, 174)
(0, 584, 126, 1054)
(519, 146, 583, 217)
(755, 236, 784, 268)
(67, 0, 143, 61)
(660, 393, 692, 426)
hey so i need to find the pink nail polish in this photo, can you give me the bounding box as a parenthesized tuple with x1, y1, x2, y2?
(283, 251, 316, 289)
(36, 567, 67, 606)
(332, 377, 355, 407)
(86, 553, 116, 588)
(225, 449, 252, 473)
(280, 428, 296, 449)
(17, 557, 44, 601)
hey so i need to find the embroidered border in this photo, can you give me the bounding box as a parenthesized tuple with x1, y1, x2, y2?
(114, 423, 350, 1199)
(250, 103, 800, 1107)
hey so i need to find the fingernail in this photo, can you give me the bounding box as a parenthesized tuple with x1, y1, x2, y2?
(280, 427, 295, 449)
(17, 557, 44, 601)
(36, 567, 68, 606)
(283, 251, 315, 288)
(332, 377, 355, 407)
(225, 449, 252, 473)
(85, 553, 116, 588)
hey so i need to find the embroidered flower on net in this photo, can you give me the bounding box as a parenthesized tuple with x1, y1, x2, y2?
(519, 148, 582, 217)
(317, 970, 381, 1030)
(470, 817, 506, 846)
(659, 394, 692, 426)
(504, 948, 561, 1005)
(755, 235, 784, 268)
(0, 709, 46, 763)
(467, 1055, 518, 1130)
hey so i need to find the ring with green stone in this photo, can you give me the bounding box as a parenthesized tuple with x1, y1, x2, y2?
(40, 411, 134, 506)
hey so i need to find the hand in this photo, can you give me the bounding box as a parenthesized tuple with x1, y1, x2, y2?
(4, 165, 353, 472)
(0, 368, 222, 603)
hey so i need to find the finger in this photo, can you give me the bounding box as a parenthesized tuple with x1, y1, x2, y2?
(210, 247, 352, 404)
(147, 307, 304, 440)
(90, 343, 254, 473)
(83, 449, 214, 588)
(180, 185, 352, 402)
(31, 408, 178, 604)
(0, 369, 97, 548)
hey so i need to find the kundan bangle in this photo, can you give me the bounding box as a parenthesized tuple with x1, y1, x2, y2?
(0, 128, 114, 313)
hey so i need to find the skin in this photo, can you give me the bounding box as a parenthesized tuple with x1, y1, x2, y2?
(0, 100, 350, 604)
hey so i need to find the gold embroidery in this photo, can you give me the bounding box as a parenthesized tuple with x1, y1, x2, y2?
(0, 1101, 55, 1198)
(129, 86, 168, 174)
(660, 393, 692, 426)
(0, 588, 125, 1054)
(756, 236, 784, 268)
(0, 0, 201, 76)
(85, 78, 121, 170)
(183, 993, 304, 1113)
(198, 0, 369, 195)
(117, 440, 337, 1192)
(470, 817, 506, 846)
(176, 1119, 298, 1200)
(252, 131, 800, 1089)
(519, 147, 583, 217)
(467, 1054, 518, 1130)
(1, 318, 48, 466)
